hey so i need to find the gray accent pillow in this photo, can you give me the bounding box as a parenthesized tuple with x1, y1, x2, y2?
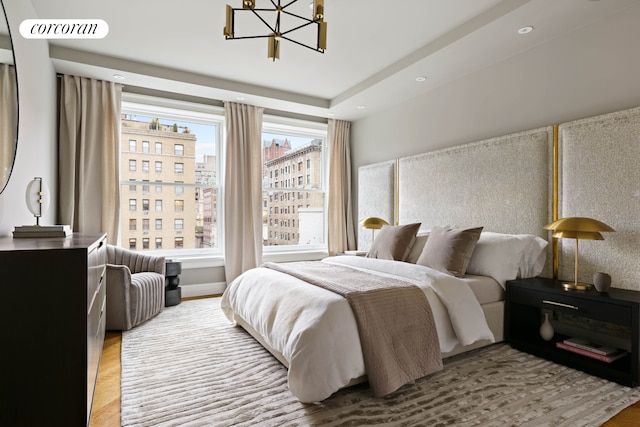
(416, 226, 483, 277)
(366, 223, 421, 261)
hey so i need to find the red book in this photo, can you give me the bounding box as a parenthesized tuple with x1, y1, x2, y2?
(556, 342, 626, 363)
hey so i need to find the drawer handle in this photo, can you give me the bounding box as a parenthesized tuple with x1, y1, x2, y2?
(543, 300, 578, 310)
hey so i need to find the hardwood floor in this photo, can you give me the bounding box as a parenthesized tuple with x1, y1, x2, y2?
(88, 311, 640, 427)
(90, 331, 121, 427)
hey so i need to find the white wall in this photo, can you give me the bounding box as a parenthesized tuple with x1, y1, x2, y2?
(351, 5, 640, 172)
(0, 0, 57, 235)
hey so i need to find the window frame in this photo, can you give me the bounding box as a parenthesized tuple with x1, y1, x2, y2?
(261, 115, 329, 254)
(120, 94, 328, 261)
(121, 94, 223, 259)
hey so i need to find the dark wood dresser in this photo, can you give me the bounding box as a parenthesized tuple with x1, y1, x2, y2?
(0, 233, 107, 426)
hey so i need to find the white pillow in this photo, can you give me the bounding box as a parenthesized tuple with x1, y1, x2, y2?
(466, 232, 548, 289)
(518, 235, 548, 278)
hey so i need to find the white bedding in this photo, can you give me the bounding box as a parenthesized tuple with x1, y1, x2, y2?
(220, 256, 494, 403)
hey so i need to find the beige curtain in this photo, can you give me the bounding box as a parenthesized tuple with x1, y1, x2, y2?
(58, 75, 122, 244)
(224, 102, 264, 283)
(327, 119, 356, 255)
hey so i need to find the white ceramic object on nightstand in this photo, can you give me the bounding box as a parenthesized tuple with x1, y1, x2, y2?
(540, 312, 554, 341)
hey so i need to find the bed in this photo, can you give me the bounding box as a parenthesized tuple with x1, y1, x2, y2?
(221, 126, 555, 403)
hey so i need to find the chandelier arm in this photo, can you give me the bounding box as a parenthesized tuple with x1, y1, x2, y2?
(280, 19, 316, 36)
(281, 0, 301, 10)
(281, 10, 315, 24)
(281, 35, 324, 52)
(226, 35, 272, 40)
(249, 8, 277, 34)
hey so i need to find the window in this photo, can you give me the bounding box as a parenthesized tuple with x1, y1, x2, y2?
(120, 95, 221, 254)
(129, 160, 136, 172)
(262, 118, 327, 250)
(129, 180, 136, 192)
(129, 219, 136, 231)
(129, 140, 136, 152)
(143, 218, 150, 231)
(142, 181, 149, 194)
(129, 238, 136, 250)
(142, 238, 150, 249)
(129, 199, 136, 211)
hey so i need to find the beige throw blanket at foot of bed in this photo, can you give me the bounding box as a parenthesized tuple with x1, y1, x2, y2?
(263, 261, 443, 397)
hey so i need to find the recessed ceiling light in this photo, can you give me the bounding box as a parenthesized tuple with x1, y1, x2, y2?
(518, 26, 534, 35)
(415, 76, 427, 82)
(113, 74, 125, 80)
(236, 96, 245, 101)
(357, 105, 366, 110)
(327, 112, 335, 117)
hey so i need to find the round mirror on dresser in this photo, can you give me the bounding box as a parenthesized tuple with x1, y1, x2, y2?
(0, 0, 18, 194)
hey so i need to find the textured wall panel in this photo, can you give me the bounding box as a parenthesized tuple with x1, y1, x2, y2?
(398, 128, 554, 277)
(357, 160, 395, 250)
(558, 107, 640, 290)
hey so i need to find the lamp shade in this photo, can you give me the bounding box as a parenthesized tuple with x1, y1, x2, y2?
(544, 217, 615, 235)
(359, 217, 389, 230)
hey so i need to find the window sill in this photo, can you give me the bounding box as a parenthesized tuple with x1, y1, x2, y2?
(163, 249, 329, 270)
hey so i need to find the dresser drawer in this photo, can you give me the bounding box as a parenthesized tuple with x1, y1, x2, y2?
(509, 285, 632, 326)
(87, 237, 106, 311)
(87, 282, 106, 419)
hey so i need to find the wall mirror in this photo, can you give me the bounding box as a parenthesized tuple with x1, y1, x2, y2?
(0, 0, 17, 194)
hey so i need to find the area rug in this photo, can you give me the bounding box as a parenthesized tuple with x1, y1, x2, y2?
(121, 298, 640, 426)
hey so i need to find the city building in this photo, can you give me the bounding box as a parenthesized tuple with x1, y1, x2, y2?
(120, 116, 197, 250)
(263, 139, 324, 246)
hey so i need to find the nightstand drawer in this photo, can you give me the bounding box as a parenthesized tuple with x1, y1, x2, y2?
(509, 286, 632, 326)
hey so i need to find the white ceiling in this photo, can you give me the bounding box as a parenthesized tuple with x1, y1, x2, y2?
(28, 0, 639, 120)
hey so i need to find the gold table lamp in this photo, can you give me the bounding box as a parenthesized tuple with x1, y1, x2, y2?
(544, 217, 615, 290)
(359, 217, 389, 241)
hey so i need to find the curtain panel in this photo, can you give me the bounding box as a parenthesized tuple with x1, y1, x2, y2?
(327, 119, 356, 255)
(58, 75, 122, 244)
(224, 102, 264, 283)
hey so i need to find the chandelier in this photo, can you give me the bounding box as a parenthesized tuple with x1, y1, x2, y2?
(224, 0, 327, 61)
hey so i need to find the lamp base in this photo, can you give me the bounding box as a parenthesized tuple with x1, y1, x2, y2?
(562, 281, 592, 291)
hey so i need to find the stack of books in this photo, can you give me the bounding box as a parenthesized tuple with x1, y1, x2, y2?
(556, 337, 627, 363)
(13, 225, 73, 238)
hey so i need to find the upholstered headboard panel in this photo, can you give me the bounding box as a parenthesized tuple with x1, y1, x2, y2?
(399, 127, 554, 236)
(357, 160, 395, 250)
(557, 107, 640, 290)
(358, 127, 554, 277)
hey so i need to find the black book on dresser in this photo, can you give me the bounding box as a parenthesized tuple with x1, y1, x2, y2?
(0, 233, 107, 426)
(505, 277, 640, 387)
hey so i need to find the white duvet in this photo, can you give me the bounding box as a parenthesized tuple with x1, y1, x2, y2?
(220, 256, 494, 403)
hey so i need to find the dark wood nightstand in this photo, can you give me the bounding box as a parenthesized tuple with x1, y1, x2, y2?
(505, 277, 640, 387)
